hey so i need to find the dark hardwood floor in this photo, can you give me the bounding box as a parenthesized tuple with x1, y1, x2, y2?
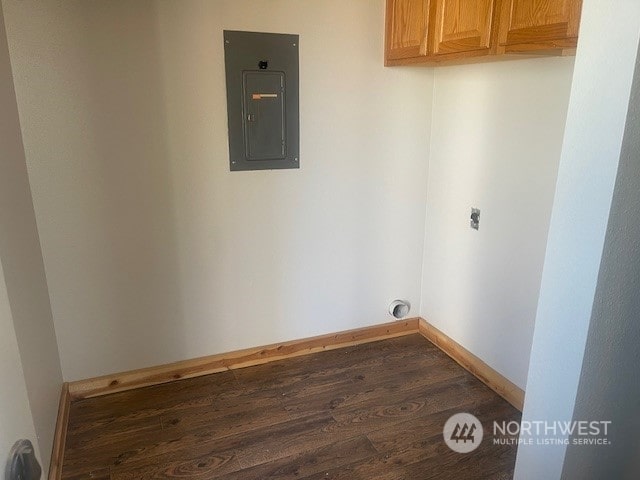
(62, 334, 521, 479)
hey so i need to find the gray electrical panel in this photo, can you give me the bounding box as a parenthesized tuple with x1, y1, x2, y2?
(224, 31, 299, 171)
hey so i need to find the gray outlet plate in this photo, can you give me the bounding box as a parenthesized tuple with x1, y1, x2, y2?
(224, 30, 300, 171)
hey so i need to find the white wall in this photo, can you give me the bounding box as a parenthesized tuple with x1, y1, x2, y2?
(515, 0, 640, 477)
(3, 0, 434, 381)
(1, 1, 62, 471)
(0, 259, 39, 480)
(419, 58, 575, 389)
(562, 39, 640, 479)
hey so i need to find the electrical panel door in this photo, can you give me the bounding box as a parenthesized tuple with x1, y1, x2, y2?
(243, 72, 286, 160)
(224, 31, 300, 171)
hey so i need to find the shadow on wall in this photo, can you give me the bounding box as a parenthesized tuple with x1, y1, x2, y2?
(422, 58, 573, 389)
(56, 0, 187, 375)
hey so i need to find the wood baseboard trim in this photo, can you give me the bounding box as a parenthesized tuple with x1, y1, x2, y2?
(68, 318, 420, 400)
(66, 317, 524, 412)
(48, 383, 70, 480)
(417, 318, 524, 411)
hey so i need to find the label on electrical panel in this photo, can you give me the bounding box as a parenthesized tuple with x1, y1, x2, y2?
(252, 93, 279, 100)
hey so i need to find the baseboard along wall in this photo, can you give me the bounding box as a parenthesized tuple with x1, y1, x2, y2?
(48, 383, 70, 480)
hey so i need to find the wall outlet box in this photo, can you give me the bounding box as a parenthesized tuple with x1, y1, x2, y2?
(470, 208, 480, 230)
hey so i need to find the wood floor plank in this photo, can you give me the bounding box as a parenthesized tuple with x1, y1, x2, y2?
(67, 411, 336, 476)
(60, 468, 111, 480)
(69, 371, 237, 424)
(65, 414, 162, 451)
(327, 375, 502, 434)
(232, 412, 341, 469)
(106, 433, 243, 477)
(160, 390, 291, 438)
(366, 399, 520, 453)
(110, 448, 241, 480)
(301, 403, 519, 480)
(280, 363, 465, 418)
(221, 436, 377, 480)
(61, 334, 520, 480)
(395, 440, 518, 480)
(232, 335, 437, 396)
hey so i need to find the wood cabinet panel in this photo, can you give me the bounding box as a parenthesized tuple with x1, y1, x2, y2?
(385, 0, 431, 61)
(499, 0, 582, 50)
(433, 0, 495, 54)
(384, 0, 582, 65)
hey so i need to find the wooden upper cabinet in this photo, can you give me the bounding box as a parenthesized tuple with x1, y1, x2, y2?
(385, 0, 431, 61)
(384, 0, 582, 65)
(433, 0, 496, 55)
(498, 0, 582, 52)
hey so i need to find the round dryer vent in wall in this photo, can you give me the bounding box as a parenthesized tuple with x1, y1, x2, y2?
(389, 299, 411, 319)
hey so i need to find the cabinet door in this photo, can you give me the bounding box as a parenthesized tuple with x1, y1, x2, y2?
(433, 0, 495, 55)
(499, 0, 582, 49)
(385, 0, 431, 61)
